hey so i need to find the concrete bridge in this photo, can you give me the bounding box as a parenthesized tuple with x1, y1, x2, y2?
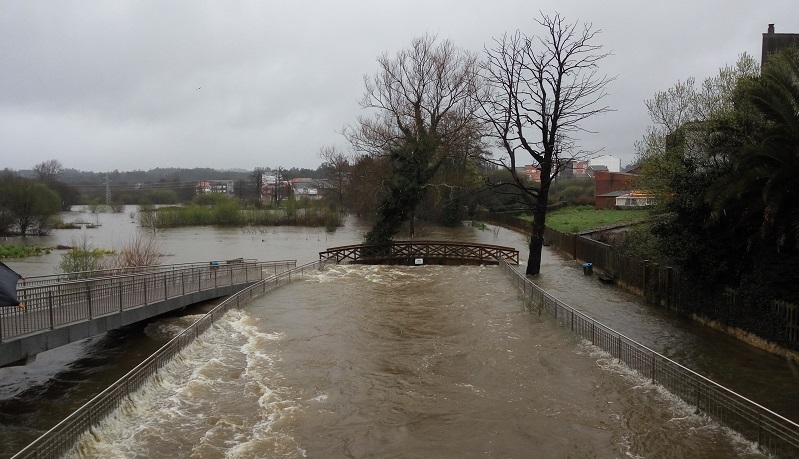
(0, 259, 296, 368)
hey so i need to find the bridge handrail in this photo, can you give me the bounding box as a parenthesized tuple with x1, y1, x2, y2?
(1, 260, 297, 343)
(499, 259, 799, 458)
(16, 260, 294, 291)
(319, 240, 519, 264)
(10, 260, 324, 459)
(17, 259, 270, 287)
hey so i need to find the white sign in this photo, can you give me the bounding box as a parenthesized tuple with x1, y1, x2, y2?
(414, 258, 424, 265)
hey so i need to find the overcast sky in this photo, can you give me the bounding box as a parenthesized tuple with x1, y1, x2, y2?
(1, 1, 797, 173)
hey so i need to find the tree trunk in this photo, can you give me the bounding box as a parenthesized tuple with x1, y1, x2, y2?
(526, 205, 547, 275)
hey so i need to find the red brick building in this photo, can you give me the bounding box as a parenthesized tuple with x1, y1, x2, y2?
(594, 171, 635, 209)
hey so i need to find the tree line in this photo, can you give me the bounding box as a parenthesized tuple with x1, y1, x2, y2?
(629, 48, 799, 341)
(6, 11, 795, 322)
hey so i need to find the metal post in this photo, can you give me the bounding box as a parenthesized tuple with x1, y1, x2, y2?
(49, 290, 54, 330)
(757, 413, 763, 449)
(651, 353, 656, 384)
(86, 285, 93, 319)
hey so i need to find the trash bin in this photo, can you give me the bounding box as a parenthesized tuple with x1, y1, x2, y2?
(582, 262, 593, 275)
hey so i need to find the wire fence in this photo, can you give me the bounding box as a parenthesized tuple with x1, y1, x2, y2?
(10, 261, 325, 459)
(499, 259, 799, 458)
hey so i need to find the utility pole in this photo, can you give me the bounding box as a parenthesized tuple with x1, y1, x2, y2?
(105, 175, 111, 204)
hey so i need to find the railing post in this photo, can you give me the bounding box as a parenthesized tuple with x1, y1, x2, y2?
(49, 290, 55, 330)
(182, 271, 185, 296)
(119, 279, 124, 311)
(143, 278, 148, 305)
(651, 353, 656, 384)
(86, 285, 93, 319)
(163, 275, 167, 300)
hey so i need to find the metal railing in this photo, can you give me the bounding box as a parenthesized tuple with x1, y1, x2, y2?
(17, 258, 267, 287)
(499, 259, 799, 458)
(10, 260, 325, 459)
(320, 240, 519, 265)
(1, 260, 297, 342)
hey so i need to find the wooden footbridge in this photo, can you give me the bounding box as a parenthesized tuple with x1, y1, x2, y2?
(319, 240, 519, 266)
(0, 259, 296, 368)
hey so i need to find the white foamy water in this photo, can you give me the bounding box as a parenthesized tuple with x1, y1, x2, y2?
(65, 265, 766, 458)
(71, 309, 305, 459)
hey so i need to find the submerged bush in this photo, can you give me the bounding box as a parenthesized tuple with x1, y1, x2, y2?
(0, 244, 52, 259)
(57, 236, 113, 278)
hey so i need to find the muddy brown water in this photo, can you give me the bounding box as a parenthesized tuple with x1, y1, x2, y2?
(0, 207, 791, 457)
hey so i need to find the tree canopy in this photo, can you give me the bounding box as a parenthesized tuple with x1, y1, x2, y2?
(345, 34, 483, 244)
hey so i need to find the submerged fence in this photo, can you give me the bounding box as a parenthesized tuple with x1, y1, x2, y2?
(10, 261, 325, 459)
(500, 259, 799, 458)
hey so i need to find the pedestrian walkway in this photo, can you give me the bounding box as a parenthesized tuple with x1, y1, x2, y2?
(532, 245, 799, 423)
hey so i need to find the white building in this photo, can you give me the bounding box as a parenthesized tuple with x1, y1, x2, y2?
(589, 155, 621, 173)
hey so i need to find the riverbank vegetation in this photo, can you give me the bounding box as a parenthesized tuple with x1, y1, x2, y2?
(137, 197, 343, 231)
(0, 244, 52, 259)
(57, 234, 164, 278)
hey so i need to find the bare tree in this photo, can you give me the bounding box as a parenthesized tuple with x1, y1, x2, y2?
(318, 145, 350, 209)
(479, 13, 613, 275)
(33, 159, 64, 183)
(251, 167, 267, 204)
(344, 33, 482, 243)
(114, 234, 165, 269)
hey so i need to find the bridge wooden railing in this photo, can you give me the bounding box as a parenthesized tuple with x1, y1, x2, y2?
(319, 241, 519, 266)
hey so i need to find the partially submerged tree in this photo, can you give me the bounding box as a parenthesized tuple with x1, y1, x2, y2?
(345, 34, 482, 243)
(2, 178, 61, 236)
(318, 145, 350, 209)
(479, 13, 613, 275)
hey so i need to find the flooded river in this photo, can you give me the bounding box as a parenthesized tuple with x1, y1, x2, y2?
(0, 207, 793, 457)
